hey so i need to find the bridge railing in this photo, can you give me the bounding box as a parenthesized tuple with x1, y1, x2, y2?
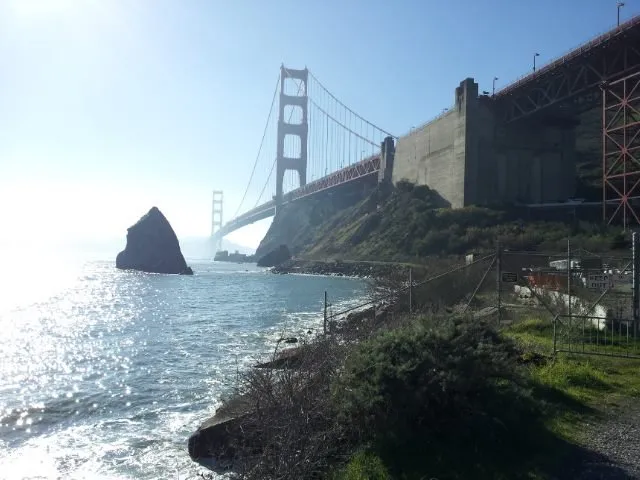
(222, 154, 382, 233)
(284, 154, 381, 203)
(495, 14, 640, 98)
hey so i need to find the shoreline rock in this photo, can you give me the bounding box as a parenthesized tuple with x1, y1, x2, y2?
(256, 244, 291, 267)
(271, 258, 405, 279)
(116, 207, 193, 275)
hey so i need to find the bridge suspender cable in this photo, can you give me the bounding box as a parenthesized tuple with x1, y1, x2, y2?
(308, 97, 379, 148)
(232, 73, 281, 219)
(307, 70, 397, 139)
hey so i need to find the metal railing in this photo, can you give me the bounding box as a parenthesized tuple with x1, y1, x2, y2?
(495, 14, 640, 98)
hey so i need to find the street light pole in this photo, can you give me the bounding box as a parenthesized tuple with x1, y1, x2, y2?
(492, 76, 498, 96)
(533, 52, 540, 72)
(618, 2, 625, 26)
(411, 126, 416, 162)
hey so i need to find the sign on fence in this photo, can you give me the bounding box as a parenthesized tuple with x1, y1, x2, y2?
(501, 272, 518, 283)
(585, 272, 632, 291)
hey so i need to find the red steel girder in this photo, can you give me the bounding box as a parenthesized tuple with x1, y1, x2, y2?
(603, 70, 640, 229)
(227, 155, 381, 233)
(496, 16, 640, 122)
(286, 155, 380, 202)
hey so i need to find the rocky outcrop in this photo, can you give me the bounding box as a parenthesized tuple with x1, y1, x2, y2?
(254, 185, 372, 260)
(256, 244, 291, 267)
(116, 207, 193, 275)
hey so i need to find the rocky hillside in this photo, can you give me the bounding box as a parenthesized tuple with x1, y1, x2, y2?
(258, 181, 627, 263)
(254, 182, 373, 259)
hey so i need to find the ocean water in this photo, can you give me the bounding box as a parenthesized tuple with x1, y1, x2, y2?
(0, 255, 368, 479)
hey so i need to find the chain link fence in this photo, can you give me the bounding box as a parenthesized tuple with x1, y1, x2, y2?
(499, 237, 640, 359)
(322, 233, 640, 360)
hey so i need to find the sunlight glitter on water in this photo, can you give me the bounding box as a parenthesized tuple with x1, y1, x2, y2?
(0, 258, 369, 479)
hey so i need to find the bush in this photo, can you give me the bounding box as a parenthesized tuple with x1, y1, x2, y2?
(332, 316, 543, 478)
(336, 451, 390, 480)
(231, 338, 349, 480)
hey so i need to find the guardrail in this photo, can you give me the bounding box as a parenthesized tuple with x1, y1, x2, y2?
(494, 14, 640, 98)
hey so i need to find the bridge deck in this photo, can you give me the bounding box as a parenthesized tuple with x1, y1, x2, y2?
(214, 154, 380, 238)
(495, 14, 640, 99)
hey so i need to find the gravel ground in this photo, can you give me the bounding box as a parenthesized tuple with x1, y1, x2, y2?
(558, 401, 640, 479)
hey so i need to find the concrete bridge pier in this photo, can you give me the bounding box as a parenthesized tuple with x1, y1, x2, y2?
(391, 78, 577, 207)
(378, 136, 396, 187)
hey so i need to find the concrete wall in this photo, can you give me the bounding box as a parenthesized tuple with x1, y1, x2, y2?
(391, 78, 476, 208)
(390, 78, 577, 208)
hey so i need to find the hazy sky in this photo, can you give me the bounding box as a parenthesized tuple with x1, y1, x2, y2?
(0, 0, 637, 250)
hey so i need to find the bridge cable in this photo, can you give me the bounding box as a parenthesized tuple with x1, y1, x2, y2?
(309, 97, 379, 148)
(308, 70, 397, 139)
(232, 73, 280, 219)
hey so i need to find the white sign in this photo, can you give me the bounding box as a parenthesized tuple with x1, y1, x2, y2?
(585, 273, 632, 291)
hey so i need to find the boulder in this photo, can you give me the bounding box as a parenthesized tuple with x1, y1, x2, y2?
(188, 395, 255, 472)
(116, 207, 194, 275)
(256, 244, 291, 267)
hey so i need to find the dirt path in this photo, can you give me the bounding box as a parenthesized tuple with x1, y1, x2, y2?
(559, 401, 640, 479)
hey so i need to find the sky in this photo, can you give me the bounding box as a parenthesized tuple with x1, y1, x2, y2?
(0, 0, 638, 252)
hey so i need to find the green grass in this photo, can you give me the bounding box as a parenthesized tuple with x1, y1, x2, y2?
(331, 451, 390, 480)
(505, 317, 640, 444)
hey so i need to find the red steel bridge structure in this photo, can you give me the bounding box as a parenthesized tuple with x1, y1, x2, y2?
(212, 14, 640, 243)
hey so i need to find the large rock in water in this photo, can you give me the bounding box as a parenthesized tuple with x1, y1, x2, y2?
(116, 207, 194, 275)
(256, 244, 291, 267)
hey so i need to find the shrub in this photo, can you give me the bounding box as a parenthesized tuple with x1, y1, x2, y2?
(332, 316, 542, 478)
(337, 451, 390, 480)
(231, 337, 349, 480)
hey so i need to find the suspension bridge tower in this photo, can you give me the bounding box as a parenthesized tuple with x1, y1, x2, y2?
(211, 190, 223, 253)
(276, 65, 308, 205)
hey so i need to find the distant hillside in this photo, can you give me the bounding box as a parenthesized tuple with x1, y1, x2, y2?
(258, 181, 627, 263)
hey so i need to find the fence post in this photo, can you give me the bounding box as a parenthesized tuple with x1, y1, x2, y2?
(496, 242, 502, 324)
(567, 237, 572, 352)
(633, 232, 639, 340)
(553, 314, 558, 357)
(324, 291, 328, 335)
(408, 267, 413, 313)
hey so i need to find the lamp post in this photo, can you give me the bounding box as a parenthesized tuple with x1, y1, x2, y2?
(618, 1, 625, 26)
(492, 76, 498, 96)
(411, 126, 416, 162)
(533, 53, 540, 72)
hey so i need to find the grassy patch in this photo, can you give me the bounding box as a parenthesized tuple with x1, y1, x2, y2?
(331, 451, 390, 480)
(504, 317, 640, 445)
